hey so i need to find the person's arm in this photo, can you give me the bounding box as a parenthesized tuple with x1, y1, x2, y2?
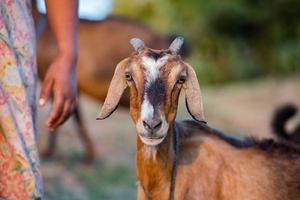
(39, 0, 79, 131)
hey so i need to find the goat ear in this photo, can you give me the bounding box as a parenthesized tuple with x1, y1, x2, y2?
(183, 63, 205, 122)
(130, 38, 145, 53)
(96, 58, 129, 120)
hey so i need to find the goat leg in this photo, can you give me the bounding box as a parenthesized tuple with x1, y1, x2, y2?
(73, 103, 95, 164)
(41, 129, 58, 159)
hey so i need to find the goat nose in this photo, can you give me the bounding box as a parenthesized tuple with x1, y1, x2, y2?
(142, 119, 162, 132)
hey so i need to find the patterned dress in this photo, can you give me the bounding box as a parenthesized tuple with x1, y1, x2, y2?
(0, 0, 43, 199)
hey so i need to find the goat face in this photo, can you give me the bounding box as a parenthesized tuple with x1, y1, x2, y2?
(97, 37, 205, 146)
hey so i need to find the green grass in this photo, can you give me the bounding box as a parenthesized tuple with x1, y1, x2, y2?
(43, 151, 136, 200)
(77, 161, 136, 200)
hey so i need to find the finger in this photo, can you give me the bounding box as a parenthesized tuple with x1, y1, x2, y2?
(39, 79, 54, 107)
(46, 92, 64, 129)
(52, 100, 72, 129)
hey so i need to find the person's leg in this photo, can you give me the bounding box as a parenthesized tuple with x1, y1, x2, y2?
(0, 1, 43, 199)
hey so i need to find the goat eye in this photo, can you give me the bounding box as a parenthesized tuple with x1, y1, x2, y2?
(125, 73, 133, 81)
(177, 77, 186, 84)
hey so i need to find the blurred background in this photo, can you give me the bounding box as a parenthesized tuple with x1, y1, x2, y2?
(35, 0, 300, 199)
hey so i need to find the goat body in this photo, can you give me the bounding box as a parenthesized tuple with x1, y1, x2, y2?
(137, 120, 300, 200)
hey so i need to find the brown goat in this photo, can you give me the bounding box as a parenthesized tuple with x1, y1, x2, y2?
(35, 12, 173, 162)
(98, 37, 300, 200)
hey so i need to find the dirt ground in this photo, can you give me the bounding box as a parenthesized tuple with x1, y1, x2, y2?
(37, 76, 300, 200)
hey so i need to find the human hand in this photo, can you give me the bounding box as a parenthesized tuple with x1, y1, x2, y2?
(39, 52, 77, 131)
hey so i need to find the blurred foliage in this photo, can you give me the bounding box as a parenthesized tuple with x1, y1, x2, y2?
(114, 0, 300, 84)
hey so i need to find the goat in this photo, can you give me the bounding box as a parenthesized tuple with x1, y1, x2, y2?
(34, 8, 180, 162)
(97, 37, 300, 200)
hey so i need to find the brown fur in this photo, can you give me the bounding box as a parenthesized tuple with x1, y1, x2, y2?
(166, 122, 300, 200)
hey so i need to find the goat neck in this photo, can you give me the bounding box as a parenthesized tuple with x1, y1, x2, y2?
(136, 123, 178, 200)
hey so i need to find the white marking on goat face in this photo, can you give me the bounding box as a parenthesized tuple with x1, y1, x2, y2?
(140, 55, 168, 119)
(141, 97, 154, 120)
(141, 55, 168, 86)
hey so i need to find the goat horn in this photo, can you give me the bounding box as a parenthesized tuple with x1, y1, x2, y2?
(169, 36, 184, 54)
(130, 38, 145, 52)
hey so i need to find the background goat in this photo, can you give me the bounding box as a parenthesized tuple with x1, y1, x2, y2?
(98, 37, 300, 200)
(34, 9, 185, 162)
